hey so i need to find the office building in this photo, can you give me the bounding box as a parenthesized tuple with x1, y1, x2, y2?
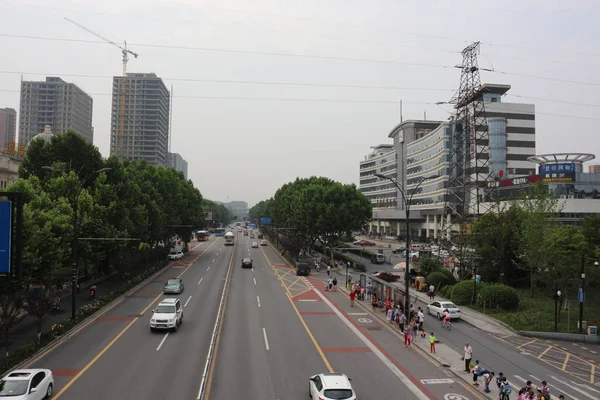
(167, 152, 188, 180)
(0, 108, 17, 152)
(19, 77, 93, 147)
(359, 144, 397, 210)
(364, 83, 536, 241)
(110, 73, 170, 166)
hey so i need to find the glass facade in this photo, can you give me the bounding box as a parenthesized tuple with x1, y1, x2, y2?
(488, 117, 507, 177)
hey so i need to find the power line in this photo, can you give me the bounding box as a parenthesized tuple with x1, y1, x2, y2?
(507, 94, 600, 109)
(1, 33, 599, 88)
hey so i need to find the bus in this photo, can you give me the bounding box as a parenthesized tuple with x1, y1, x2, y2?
(224, 231, 235, 246)
(196, 230, 209, 242)
(215, 228, 226, 237)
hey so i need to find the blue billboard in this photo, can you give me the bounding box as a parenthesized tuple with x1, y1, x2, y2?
(0, 200, 12, 274)
(260, 217, 272, 225)
(540, 163, 576, 175)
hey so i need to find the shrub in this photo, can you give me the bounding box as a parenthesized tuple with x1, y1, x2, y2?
(479, 284, 520, 310)
(426, 272, 453, 291)
(451, 280, 487, 305)
(440, 285, 454, 298)
(439, 269, 457, 285)
(418, 256, 443, 276)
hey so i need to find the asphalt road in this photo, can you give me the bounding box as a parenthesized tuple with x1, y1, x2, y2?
(209, 235, 479, 400)
(22, 238, 230, 399)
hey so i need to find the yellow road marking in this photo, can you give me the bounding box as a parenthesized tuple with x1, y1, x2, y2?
(562, 353, 571, 371)
(259, 245, 333, 373)
(517, 338, 538, 349)
(591, 364, 596, 384)
(52, 239, 219, 398)
(537, 345, 553, 359)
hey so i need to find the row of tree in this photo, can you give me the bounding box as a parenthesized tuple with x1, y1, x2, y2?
(467, 183, 600, 297)
(249, 176, 372, 254)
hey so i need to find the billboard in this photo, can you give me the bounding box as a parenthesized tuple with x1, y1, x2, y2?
(205, 212, 213, 221)
(540, 163, 576, 175)
(487, 175, 542, 188)
(0, 201, 12, 274)
(260, 217, 272, 225)
(542, 172, 576, 183)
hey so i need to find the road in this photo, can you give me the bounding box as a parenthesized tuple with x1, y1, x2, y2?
(20, 233, 481, 400)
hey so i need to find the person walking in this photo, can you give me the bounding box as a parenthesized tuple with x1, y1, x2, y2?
(349, 290, 356, 307)
(429, 332, 436, 354)
(327, 265, 331, 277)
(327, 277, 333, 291)
(332, 276, 337, 291)
(398, 312, 406, 333)
(403, 324, 411, 347)
(464, 343, 473, 372)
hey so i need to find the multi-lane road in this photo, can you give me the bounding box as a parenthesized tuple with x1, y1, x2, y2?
(20, 232, 481, 399)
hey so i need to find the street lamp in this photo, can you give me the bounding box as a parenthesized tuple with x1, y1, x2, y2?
(554, 290, 561, 332)
(578, 256, 599, 334)
(375, 173, 439, 322)
(43, 166, 112, 321)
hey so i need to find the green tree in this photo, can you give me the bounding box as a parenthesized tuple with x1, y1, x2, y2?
(0, 283, 24, 355)
(543, 225, 587, 295)
(518, 182, 562, 297)
(249, 199, 273, 220)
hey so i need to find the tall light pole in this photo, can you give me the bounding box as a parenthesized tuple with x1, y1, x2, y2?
(375, 173, 439, 322)
(43, 166, 111, 320)
(578, 255, 599, 334)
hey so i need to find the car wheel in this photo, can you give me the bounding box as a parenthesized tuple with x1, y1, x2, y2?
(46, 383, 53, 398)
(150, 327, 155, 333)
(436, 312, 441, 320)
(173, 323, 178, 332)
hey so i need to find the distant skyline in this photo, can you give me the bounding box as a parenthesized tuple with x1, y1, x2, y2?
(1, 0, 599, 206)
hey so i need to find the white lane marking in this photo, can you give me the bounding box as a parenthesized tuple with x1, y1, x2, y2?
(257, 295, 261, 308)
(298, 299, 317, 302)
(253, 277, 257, 285)
(207, 266, 211, 271)
(513, 376, 581, 400)
(348, 312, 368, 315)
(263, 328, 270, 350)
(156, 332, 169, 351)
(184, 295, 192, 307)
(313, 288, 429, 400)
(212, 259, 215, 262)
(552, 375, 594, 399)
(421, 379, 454, 384)
(197, 277, 203, 285)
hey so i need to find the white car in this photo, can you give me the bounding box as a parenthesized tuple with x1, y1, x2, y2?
(150, 298, 183, 332)
(427, 301, 462, 320)
(309, 373, 356, 400)
(252, 241, 259, 248)
(167, 251, 184, 260)
(260, 240, 268, 246)
(0, 368, 54, 400)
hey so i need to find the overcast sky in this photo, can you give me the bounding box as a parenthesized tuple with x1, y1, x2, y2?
(1, 0, 599, 206)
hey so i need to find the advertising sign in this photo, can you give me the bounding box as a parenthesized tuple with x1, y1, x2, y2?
(487, 175, 542, 188)
(260, 217, 272, 225)
(0, 200, 12, 274)
(540, 162, 576, 175)
(205, 212, 213, 221)
(541, 172, 576, 183)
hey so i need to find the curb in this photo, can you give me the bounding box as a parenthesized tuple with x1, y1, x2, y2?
(336, 285, 488, 400)
(7, 260, 176, 372)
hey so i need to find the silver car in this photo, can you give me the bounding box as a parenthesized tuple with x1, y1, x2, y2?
(0, 369, 54, 399)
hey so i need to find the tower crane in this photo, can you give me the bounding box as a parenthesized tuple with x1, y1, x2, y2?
(64, 17, 139, 157)
(64, 17, 139, 75)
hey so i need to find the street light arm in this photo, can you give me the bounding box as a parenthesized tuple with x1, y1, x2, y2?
(375, 174, 408, 205)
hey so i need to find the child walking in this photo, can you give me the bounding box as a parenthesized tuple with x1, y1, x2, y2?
(429, 332, 436, 354)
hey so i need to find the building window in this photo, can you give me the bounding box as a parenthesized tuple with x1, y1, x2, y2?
(488, 117, 507, 177)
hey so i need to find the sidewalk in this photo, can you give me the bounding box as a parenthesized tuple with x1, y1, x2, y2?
(334, 283, 495, 399)
(0, 273, 124, 360)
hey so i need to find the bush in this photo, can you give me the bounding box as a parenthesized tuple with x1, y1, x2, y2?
(439, 269, 457, 285)
(418, 256, 443, 276)
(426, 272, 454, 291)
(479, 284, 520, 310)
(451, 280, 487, 305)
(440, 285, 454, 298)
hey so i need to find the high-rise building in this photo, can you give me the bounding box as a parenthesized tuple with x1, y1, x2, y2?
(167, 152, 188, 179)
(588, 165, 600, 174)
(110, 73, 170, 166)
(18, 77, 93, 147)
(0, 108, 17, 151)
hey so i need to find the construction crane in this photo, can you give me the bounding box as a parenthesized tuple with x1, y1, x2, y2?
(64, 17, 139, 76)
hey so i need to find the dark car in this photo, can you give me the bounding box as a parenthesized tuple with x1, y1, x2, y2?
(392, 247, 407, 254)
(296, 263, 311, 276)
(373, 271, 401, 282)
(242, 258, 253, 268)
(163, 278, 184, 294)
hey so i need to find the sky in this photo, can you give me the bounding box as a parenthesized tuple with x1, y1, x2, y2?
(1, 0, 599, 207)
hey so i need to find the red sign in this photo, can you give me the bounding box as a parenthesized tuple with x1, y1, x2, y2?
(487, 175, 542, 188)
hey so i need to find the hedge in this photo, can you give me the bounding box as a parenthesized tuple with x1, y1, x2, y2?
(479, 284, 520, 310)
(0, 260, 168, 376)
(440, 284, 454, 298)
(451, 280, 487, 305)
(425, 272, 454, 292)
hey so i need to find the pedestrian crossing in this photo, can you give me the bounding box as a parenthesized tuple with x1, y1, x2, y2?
(509, 374, 600, 400)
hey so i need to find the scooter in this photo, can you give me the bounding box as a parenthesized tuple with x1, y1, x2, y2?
(89, 285, 97, 300)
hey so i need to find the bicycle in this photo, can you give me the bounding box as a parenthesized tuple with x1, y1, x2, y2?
(441, 319, 451, 330)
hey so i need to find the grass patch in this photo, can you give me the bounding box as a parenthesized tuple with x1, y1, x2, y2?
(475, 288, 600, 334)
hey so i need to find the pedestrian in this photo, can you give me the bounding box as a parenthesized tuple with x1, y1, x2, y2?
(483, 372, 495, 393)
(464, 342, 473, 372)
(327, 277, 333, 291)
(472, 360, 482, 386)
(360, 286, 365, 300)
(327, 265, 331, 277)
(366, 282, 372, 299)
(398, 312, 406, 332)
(372, 294, 378, 310)
(558, 395, 565, 400)
(537, 380, 551, 400)
(429, 332, 436, 353)
(349, 290, 356, 307)
(417, 307, 425, 331)
(404, 324, 411, 347)
(386, 307, 393, 324)
(500, 377, 512, 400)
(332, 276, 337, 291)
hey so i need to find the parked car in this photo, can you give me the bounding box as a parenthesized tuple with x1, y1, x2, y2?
(372, 271, 400, 282)
(354, 240, 376, 246)
(392, 247, 407, 254)
(167, 251, 184, 260)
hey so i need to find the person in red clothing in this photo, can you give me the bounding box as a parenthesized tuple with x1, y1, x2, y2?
(404, 324, 411, 347)
(349, 290, 356, 307)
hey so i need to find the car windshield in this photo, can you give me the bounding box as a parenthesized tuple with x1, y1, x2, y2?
(441, 303, 458, 309)
(243, 258, 251, 262)
(323, 389, 353, 399)
(155, 305, 176, 314)
(166, 279, 180, 286)
(0, 379, 29, 396)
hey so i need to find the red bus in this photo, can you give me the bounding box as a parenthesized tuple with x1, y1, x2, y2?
(197, 230, 209, 242)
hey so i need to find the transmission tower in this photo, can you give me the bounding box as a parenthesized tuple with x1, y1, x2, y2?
(442, 41, 498, 243)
